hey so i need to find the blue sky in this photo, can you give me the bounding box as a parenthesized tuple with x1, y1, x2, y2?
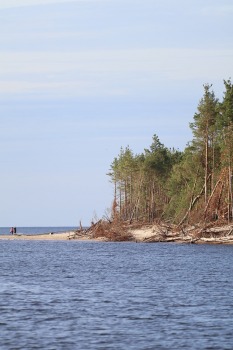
(0, 0, 232, 226)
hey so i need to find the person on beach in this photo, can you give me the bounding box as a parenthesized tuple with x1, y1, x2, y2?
(10, 227, 14, 235)
(14, 227, 17, 234)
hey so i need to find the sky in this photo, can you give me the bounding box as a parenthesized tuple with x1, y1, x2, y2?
(0, 0, 232, 227)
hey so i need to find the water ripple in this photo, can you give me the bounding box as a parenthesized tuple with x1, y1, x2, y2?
(0, 241, 233, 349)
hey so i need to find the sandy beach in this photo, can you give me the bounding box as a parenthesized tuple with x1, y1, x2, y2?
(1, 224, 233, 244)
(0, 231, 84, 241)
(0, 227, 157, 242)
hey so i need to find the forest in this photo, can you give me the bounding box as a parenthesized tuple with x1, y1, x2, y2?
(108, 79, 233, 226)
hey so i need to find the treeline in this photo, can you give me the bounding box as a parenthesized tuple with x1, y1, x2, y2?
(108, 79, 233, 225)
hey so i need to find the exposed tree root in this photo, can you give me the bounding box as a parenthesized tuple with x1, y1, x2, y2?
(69, 218, 233, 244)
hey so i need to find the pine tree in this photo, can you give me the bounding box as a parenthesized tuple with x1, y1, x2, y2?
(190, 84, 218, 204)
(217, 79, 233, 221)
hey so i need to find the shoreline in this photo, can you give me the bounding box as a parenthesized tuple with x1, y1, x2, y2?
(0, 231, 91, 241)
(1, 223, 233, 244)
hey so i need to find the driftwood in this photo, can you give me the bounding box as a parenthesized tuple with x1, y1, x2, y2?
(86, 219, 134, 241)
(68, 221, 97, 240)
(137, 221, 233, 244)
(67, 218, 233, 244)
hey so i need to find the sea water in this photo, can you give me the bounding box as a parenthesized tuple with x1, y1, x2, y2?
(0, 227, 78, 235)
(0, 241, 233, 349)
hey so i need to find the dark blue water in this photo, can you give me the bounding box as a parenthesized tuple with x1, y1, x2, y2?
(0, 227, 77, 235)
(0, 241, 233, 350)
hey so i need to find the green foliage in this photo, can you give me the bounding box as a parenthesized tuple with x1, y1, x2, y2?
(217, 79, 233, 167)
(190, 84, 218, 140)
(164, 146, 203, 222)
(218, 79, 233, 128)
(108, 79, 233, 224)
(144, 134, 173, 179)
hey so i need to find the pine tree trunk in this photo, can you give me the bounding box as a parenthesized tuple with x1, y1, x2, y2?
(204, 132, 209, 204)
(228, 165, 232, 222)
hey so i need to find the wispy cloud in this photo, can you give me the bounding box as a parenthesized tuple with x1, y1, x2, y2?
(0, 80, 127, 97)
(0, 48, 232, 97)
(1, 48, 232, 75)
(201, 4, 233, 16)
(0, 0, 99, 10)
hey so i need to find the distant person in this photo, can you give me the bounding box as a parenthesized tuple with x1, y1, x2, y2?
(10, 227, 14, 235)
(14, 227, 17, 234)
